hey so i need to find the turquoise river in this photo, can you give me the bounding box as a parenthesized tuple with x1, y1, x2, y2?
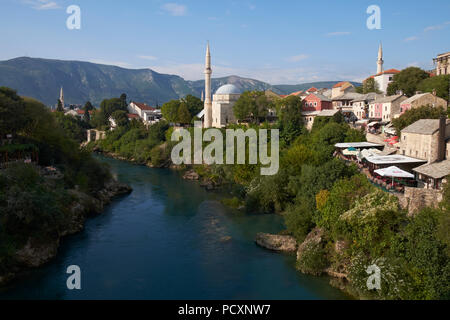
(0, 156, 349, 299)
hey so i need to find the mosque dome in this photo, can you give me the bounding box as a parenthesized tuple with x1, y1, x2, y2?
(215, 84, 241, 95)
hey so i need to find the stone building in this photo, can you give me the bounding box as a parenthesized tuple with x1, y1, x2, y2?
(434, 51, 450, 76)
(331, 81, 355, 99)
(400, 118, 450, 164)
(211, 84, 241, 128)
(399, 92, 448, 114)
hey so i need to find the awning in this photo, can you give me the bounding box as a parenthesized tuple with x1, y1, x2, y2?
(368, 122, 379, 127)
(374, 166, 414, 178)
(343, 148, 359, 156)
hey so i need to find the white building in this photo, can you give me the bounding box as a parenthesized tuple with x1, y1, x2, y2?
(211, 84, 241, 128)
(128, 101, 155, 118)
(368, 43, 400, 94)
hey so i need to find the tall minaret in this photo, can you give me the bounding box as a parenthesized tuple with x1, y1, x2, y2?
(203, 42, 212, 128)
(377, 42, 384, 74)
(59, 87, 65, 108)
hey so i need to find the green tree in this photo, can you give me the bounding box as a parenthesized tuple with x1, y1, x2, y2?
(111, 110, 129, 128)
(56, 99, 64, 112)
(233, 91, 270, 124)
(177, 102, 191, 124)
(83, 101, 94, 111)
(161, 100, 181, 123)
(392, 105, 446, 135)
(362, 77, 381, 94)
(0, 87, 26, 136)
(120, 93, 127, 109)
(276, 95, 304, 145)
(418, 74, 450, 102)
(182, 94, 203, 117)
(387, 67, 430, 97)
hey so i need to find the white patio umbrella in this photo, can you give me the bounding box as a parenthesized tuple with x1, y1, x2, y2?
(374, 166, 414, 187)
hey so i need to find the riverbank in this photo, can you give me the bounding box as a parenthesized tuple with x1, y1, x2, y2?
(0, 174, 132, 287)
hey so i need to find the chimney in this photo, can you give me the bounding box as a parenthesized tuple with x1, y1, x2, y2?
(438, 115, 446, 162)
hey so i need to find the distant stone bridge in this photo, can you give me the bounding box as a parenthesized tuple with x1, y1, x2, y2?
(87, 129, 106, 142)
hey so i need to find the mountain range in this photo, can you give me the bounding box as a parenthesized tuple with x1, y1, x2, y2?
(0, 57, 360, 107)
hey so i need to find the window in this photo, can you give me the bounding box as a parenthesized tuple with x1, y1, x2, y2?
(424, 152, 427, 158)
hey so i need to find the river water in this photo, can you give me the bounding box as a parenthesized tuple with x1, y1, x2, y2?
(0, 157, 348, 299)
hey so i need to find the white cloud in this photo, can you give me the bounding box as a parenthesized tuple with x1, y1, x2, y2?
(22, 0, 60, 10)
(287, 54, 309, 62)
(404, 36, 418, 42)
(326, 31, 351, 36)
(161, 3, 187, 16)
(138, 55, 158, 61)
(424, 21, 450, 32)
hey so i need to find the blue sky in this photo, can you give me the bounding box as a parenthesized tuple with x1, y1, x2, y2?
(1, 0, 449, 84)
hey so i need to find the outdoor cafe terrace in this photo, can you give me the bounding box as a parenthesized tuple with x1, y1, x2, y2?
(334, 143, 427, 193)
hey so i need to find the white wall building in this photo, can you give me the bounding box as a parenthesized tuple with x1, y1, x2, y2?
(211, 84, 241, 128)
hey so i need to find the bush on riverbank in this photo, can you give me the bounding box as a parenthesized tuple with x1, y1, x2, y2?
(0, 87, 118, 281)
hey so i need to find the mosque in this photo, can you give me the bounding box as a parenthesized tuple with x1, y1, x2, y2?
(202, 43, 241, 128)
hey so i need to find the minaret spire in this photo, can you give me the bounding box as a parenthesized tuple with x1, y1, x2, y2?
(203, 41, 212, 128)
(377, 42, 384, 74)
(59, 87, 64, 109)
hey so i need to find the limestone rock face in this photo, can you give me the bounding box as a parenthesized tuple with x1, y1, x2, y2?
(399, 187, 443, 217)
(296, 227, 325, 261)
(97, 179, 133, 205)
(15, 237, 60, 268)
(255, 233, 297, 253)
(183, 169, 199, 180)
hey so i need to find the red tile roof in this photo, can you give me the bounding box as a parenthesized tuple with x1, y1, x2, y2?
(289, 90, 304, 96)
(127, 113, 139, 118)
(332, 81, 347, 88)
(76, 109, 94, 115)
(367, 68, 401, 80)
(132, 101, 155, 111)
(306, 87, 318, 92)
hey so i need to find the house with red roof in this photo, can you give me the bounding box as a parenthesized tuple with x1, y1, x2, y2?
(331, 81, 356, 99)
(305, 87, 318, 94)
(128, 101, 162, 125)
(303, 93, 333, 112)
(368, 69, 400, 94)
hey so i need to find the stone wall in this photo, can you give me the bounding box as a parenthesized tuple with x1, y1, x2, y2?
(398, 186, 443, 216)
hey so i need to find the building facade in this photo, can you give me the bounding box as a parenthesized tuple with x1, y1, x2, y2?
(434, 52, 450, 76)
(303, 93, 332, 111)
(400, 118, 450, 164)
(399, 92, 448, 114)
(368, 94, 406, 121)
